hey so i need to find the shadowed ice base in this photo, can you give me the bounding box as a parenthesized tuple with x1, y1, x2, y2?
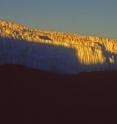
(0, 37, 117, 74)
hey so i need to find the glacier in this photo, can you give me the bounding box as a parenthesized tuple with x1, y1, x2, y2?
(0, 37, 117, 74)
(0, 19, 117, 74)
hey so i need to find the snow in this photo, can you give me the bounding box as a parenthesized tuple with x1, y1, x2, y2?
(0, 37, 117, 74)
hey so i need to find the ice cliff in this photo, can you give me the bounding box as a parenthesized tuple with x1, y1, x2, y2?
(0, 19, 117, 74)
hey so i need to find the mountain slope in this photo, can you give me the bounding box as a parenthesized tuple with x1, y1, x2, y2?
(0, 19, 117, 73)
(1, 64, 117, 124)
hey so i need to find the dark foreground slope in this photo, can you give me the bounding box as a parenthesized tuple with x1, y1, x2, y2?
(0, 64, 117, 124)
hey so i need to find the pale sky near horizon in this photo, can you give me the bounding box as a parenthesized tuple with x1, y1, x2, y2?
(0, 0, 117, 38)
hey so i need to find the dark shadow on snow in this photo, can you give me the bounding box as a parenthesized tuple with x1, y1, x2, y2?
(0, 37, 117, 74)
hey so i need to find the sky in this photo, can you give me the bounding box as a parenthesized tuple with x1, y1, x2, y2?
(0, 0, 117, 38)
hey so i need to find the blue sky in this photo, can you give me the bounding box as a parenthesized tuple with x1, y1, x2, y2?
(0, 0, 117, 38)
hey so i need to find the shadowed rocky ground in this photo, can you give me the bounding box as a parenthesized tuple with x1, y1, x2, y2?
(0, 64, 117, 124)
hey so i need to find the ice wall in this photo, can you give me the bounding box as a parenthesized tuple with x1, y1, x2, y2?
(0, 37, 117, 74)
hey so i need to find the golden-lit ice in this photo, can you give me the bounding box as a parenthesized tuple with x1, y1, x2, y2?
(0, 19, 117, 65)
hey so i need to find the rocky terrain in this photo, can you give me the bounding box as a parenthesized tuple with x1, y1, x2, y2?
(1, 64, 117, 124)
